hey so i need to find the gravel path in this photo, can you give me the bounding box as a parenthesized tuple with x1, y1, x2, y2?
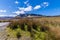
(0, 22, 10, 40)
(0, 22, 9, 31)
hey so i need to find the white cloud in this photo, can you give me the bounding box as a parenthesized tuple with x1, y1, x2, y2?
(18, 7, 25, 11)
(34, 5, 41, 10)
(19, 6, 32, 11)
(43, 2, 49, 6)
(0, 10, 6, 13)
(13, 6, 32, 15)
(42, 2, 49, 7)
(0, 15, 16, 17)
(24, 0, 30, 6)
(24, 0, 29, 4)
(8, 15, 17, 17)
(24, 6, 32, 11)
(15, 1, 19, 4)
(13, 10, 25, 15)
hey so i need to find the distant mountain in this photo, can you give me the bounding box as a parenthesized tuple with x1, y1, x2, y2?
(16, 13, 45, 18)
(0, 13, 60, 20)
(0, 17, 14, 20)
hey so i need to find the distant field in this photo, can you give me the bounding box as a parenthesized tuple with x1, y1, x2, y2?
(0, 17, 60, 22)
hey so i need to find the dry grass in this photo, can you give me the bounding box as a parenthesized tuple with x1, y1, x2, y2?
(6, 17, 60, 40)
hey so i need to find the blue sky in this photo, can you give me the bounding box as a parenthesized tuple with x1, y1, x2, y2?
(0, 0, 60, 17)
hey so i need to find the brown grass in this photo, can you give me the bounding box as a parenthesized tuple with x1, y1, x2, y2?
(7, 17, 60, 40)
